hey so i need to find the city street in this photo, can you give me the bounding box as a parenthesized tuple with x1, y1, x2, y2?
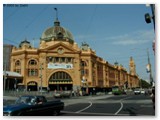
(60, 94, 155, 116)
(3, 3, 155, 117)
(3, 93, 155, 116)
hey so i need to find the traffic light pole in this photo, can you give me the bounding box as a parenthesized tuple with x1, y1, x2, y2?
(145, 4, 155, 31)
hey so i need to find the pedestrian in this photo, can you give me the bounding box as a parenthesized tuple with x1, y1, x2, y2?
(79, 90, 82, 96)
(47, 87, 50, 93)
(72, 90, 74, 97)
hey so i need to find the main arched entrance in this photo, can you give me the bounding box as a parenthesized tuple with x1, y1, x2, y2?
(27, 81, 38, 91)
(48, 71, 73, 91)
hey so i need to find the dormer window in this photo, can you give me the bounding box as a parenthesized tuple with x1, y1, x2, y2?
(57, 32, 63, 39)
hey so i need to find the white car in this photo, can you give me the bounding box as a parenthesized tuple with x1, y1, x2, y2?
(134, 88, 141, 95)
(140, 89, 145, 94)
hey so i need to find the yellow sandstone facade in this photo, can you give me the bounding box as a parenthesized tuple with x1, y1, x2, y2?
(10, 19, 139, 93)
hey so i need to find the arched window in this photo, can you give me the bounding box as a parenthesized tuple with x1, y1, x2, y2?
(29, 60, 37, 65)
(28, 59, 38, 76)
(81, 61, 87, 67)
(15, 60, 21, 74)
(81, 61, 88, 76)
(15, 60, 21, 66)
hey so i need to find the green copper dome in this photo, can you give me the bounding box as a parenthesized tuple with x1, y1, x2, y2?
(41, 19, 74, 43)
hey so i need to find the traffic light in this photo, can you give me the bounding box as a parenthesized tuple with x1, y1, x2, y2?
(145, 13, 151, 23)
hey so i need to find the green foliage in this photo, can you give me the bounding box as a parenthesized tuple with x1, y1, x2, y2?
(140, 79, 151, 88)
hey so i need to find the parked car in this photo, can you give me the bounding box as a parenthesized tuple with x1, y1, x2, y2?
(3, 95, 64, 116)
(140, 89, 145, 94)
(39, 89, 48, 93)
(54, 92, 61, 98)
(134, 88, 141, 95)
(54, 91, 71, 98)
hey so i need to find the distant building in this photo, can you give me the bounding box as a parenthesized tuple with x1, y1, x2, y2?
(9, 17, 139, 92)
(3, 44, 14, 71)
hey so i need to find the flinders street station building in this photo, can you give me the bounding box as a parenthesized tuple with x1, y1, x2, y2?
(8, 17, 139, 93)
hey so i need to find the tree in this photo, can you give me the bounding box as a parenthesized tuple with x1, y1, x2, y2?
(140, 79, 151, 88)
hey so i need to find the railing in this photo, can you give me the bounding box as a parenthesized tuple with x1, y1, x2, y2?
(3, 90, 55, 98)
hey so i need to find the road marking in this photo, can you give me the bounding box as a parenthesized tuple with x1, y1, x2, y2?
(114, 96, 132, 115)
(114, 102, 123, 115)
(75, 101, 92, 113)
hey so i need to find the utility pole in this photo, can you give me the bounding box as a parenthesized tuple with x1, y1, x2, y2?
(39, 63, 43, 94)
(147, 49, 153, 86)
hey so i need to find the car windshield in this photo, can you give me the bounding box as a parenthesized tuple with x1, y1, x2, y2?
(15, 96, 34, 105)
(134, 88, 140, 91)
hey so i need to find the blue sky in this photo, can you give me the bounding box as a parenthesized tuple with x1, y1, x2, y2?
(3, 4, 155, 82)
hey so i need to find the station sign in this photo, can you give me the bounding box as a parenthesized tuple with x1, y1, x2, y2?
(48, 63, 73, 69)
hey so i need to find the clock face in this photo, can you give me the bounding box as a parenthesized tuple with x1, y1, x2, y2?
(57, 48, 64, 54)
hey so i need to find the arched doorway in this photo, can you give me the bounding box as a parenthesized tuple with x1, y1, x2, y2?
(48, 71, 73, 91)
(27, 81, 38, 91)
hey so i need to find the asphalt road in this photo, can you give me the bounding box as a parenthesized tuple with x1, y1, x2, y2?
(3, 94, 155, 116)
(61, 94, 155, 116)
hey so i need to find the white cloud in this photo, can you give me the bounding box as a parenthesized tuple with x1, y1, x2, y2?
(107, 29, 154, 45)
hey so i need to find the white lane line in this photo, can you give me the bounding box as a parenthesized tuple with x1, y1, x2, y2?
(114, 102, 123, 115)
(75, 101, 92, 113)
(114, 96, 132, 115)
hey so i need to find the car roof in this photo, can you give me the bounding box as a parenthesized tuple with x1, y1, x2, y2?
(20, 95, 45, 98)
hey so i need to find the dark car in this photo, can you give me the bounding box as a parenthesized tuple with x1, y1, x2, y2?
(3, 95, 64, 116)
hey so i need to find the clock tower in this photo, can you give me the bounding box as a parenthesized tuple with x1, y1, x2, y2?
(129, 57, 136, 75)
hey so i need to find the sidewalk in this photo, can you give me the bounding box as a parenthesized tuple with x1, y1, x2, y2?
(3, 93, 114, 101)
(60, 94, 114, 106)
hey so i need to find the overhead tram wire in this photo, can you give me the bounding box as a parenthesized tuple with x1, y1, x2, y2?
(82, 5, 97, 44)
(4, 7, 20, 22)
(3, 38, 19, 46)
(13, 5, 50, 42)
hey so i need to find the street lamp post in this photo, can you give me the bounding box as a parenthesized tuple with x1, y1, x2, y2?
(39, 63, 43, 93)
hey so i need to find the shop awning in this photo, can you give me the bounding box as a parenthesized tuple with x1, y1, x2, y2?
(3, 71, 22, 78)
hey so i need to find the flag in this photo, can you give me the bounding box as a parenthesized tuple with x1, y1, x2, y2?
(146, 64, 150, 73)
